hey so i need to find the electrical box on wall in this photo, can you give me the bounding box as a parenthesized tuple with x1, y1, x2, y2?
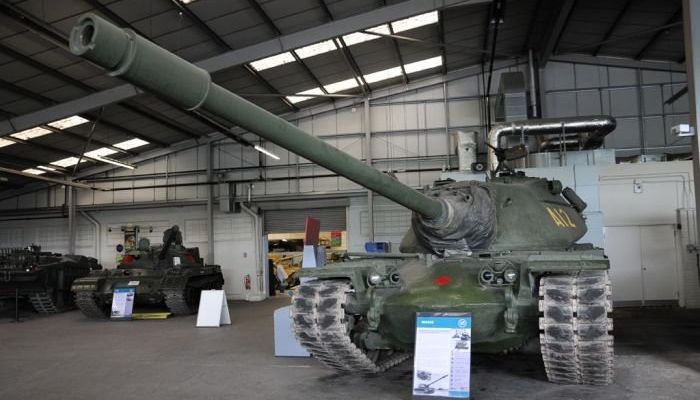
(219, 197, 242, 213)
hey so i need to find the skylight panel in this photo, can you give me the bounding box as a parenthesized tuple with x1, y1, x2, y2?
(0, 138, 13, 148)
(50, 157, 88, 168)
(364, 66, 403, 84)
(324, 78, 359, 93)
(295, 40, 338, 59)
(287, 87, 324, 104)
(11, 127, 51, 140)
(391, 11, 439, 33)
(84, 147, 118, 158)
(249, 52, 296, 71)
(113, 138, 149, 150)
(404, 56, 443, 74)
(22, 168, 45, 175)
(342, 25, 390, 46)
(48, 116, 89, 130)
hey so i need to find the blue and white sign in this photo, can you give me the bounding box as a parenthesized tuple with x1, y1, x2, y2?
(111, 287, 135, 320)
(413, 312, 472, 399)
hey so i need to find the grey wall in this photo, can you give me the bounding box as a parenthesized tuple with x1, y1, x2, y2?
(542, 61, 689, 157)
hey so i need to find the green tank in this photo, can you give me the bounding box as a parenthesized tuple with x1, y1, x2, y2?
(0, 245, 100, 313)
(71, 225, 224, 318)
(69, 14, 614, 385)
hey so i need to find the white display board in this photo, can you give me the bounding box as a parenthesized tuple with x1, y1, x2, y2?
(196, 290, 231, 327)
(413, 313, 471, 399)
(110, 287, 135, 320)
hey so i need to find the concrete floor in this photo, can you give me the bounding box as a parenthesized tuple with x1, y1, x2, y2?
(1, 297, 700, 400)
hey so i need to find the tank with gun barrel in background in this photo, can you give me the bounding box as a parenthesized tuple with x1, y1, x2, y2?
(0, 245, 100, 313)
(71, 225, 224, 318)
(68, 14, 615, 385)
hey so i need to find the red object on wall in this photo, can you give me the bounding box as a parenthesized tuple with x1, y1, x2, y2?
(304, 217, 320, 246)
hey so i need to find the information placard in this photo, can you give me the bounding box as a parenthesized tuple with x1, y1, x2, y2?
(413, 312, 471, 399)
(111, 287, 135, 320)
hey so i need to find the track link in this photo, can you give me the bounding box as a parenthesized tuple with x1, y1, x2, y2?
(28, 292, 60, 314)
(75, 291, 108, 318)
(163, 289, 195, 315)
(291, 280, 410, 373)
(539, 270, 614, 385)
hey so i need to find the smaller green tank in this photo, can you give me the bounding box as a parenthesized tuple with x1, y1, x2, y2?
(71, 225, 224, 318)
(0, 245, 100, 313)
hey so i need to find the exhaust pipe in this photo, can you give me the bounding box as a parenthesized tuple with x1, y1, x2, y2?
(487, 116, 616, 171)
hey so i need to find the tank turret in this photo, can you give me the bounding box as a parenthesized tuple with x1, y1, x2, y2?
(69, 14, 615, 386)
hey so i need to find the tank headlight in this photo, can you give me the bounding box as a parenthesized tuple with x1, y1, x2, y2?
(368, 272, 383, 286)
(504, 269, 518, 283)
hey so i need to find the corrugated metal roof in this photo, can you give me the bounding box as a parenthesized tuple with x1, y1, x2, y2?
(0, 0, 687, 191)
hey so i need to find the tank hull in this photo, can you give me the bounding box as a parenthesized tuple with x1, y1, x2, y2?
(72, 265, 224, 318)
(0, 255, 99, 313)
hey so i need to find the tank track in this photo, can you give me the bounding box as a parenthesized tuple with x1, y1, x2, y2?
(291, 280, 410, 373)
(163, 289, 195, 315)
(28, 292, 61, 314)
(75, 291, 108, 318)
(539, 270, 614, 385)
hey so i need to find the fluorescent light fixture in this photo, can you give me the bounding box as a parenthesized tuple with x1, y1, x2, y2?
(181, 0, 198, 3)
(254, 145, 280, 160)
(342, 25, 390, 46)
(324, 78, 359, 93)
(113, 138, 149, 150)
(94, 156, 135, 170)
(287, 87, 324, 104)
(364, 66, 403, 84)
(47, 116, 89, 130)
(22, 168, 46, 175)
(250, 52, 296, 71)
(0, 138, 15, 148)
(11, 127, 51, 140)
(50, 157, 88, 168)
(37, 165, 56, 172)
(391, 11, 439, 33)
(404, 55, 443, 74)
(84, 147, 118, 158)
(295, 40, 338, 59)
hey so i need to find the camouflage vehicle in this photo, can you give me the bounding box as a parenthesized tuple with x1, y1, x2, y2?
(71, 225, 224, 318)
(69, 14, 614, 385)
(0, 245, 100, 313)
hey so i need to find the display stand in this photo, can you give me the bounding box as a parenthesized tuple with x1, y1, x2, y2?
(110, 287, 135, 320)
(412, 312, 472, 399)
(196, 290, 231, 327)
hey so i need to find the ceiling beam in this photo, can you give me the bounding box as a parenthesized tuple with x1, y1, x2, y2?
(170, 0, 297, 110)
(0, 0, 474, 139)
(539, 0, 576, 67)
(0, 79, 135, 157)
(592, 0, 632, 57)
(0, 43, 170, 147)
(245, 0, 332, 94)
(317, 0, 369, 94)
(381, 0, 409, 83)
(0, 4, 202, 144)
(437, 9, 447, 74)
(521, 0, 542, 55)
(635, 6, 683, 60)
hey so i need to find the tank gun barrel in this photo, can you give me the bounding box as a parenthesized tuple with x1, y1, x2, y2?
(68, 14, 443, 221)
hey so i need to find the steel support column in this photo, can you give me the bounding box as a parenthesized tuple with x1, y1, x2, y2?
(364, 98, 374, 242)
(206, 141, 215, 264)
(682, 0, 700, 238)
(67, 186, 76, 254)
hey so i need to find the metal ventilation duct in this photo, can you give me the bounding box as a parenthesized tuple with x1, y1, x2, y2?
(494, 72, 528, 122)
(486, 116, 617, 171)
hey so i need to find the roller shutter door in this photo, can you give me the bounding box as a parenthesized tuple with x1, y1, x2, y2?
(264, 207, 346, 233)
